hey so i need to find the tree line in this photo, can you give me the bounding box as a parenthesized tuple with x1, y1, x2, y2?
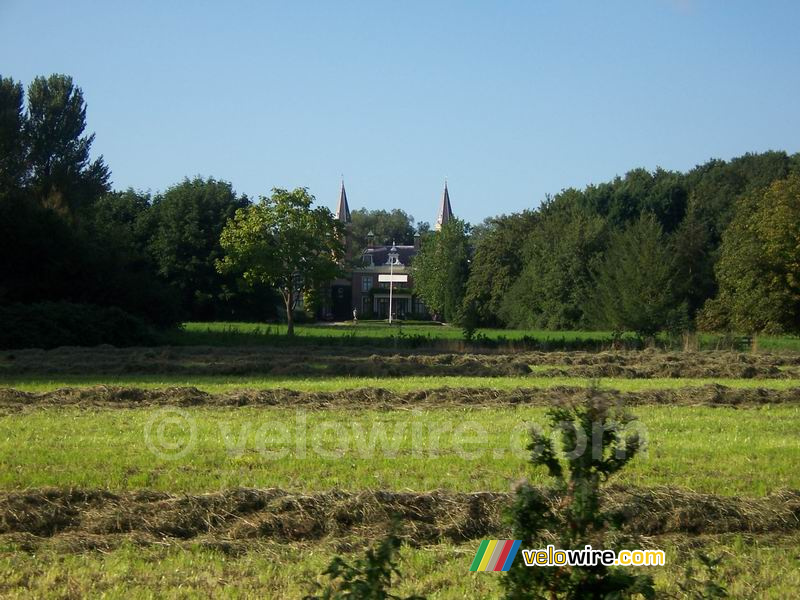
(414, 152, 800, 339)
(2, 73, 799, 343)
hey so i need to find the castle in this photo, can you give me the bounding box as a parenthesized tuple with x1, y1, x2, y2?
(325, 181, 454, 320)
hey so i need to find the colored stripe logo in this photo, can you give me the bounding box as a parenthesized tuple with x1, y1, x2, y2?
(470, 540, 521, 572)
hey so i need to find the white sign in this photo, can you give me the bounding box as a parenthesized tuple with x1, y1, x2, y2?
(378, 274, 408, 283)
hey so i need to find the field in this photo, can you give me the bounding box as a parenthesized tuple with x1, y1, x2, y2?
(1, 327, 800, 598)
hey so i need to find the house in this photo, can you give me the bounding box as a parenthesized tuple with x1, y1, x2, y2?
(326, 181, 454, 320)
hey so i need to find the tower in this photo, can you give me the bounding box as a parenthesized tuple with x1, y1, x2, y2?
(335, 180, 351, 224)
(435, 180, 453, 231)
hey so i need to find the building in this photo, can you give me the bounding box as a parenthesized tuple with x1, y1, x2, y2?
(327, 181, 454, 320)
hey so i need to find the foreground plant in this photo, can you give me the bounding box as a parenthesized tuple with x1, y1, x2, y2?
(304, 529, 425, 600)
(503, 388, 655, 599)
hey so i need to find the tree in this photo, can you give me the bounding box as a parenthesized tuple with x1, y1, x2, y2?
(500, 197, 606, 330)
(218, 187, 344, 335)
(503, 389, 654, 599)
(148, 177, 249, 319)
(464, 211, 538, 326)
(587, 213, 682, 339)
(0, 76, 27, 194)
(411, 218, 470, 323)
(25, 74, 110, 214)
(349, 208, 417, 253)
(700, 175, 800, 334)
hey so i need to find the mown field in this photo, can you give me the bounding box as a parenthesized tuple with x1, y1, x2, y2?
(1, 333, 799, 598)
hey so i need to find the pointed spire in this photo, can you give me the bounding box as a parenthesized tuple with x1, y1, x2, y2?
(435, 179, 453, 231)
(335, 179, 351, 224)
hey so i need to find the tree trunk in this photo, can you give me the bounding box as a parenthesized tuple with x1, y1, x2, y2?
(284, 291, 294, 337)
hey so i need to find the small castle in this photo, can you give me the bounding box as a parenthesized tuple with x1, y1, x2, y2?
(325, 181, 454, 320)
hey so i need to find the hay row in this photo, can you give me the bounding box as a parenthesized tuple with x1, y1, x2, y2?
(2, 384, 799, 411)
(3, 347, 799, 378)
(1, 486, 798, 550)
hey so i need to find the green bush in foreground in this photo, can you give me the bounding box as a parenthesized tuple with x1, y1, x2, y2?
(503, 389, 655, 599)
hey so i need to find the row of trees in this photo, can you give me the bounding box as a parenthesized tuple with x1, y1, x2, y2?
(415, 152, 800, 337)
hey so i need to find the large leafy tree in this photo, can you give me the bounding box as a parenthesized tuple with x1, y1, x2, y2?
(147, 177, 249, 319)
(587, 213, 682, 339)
(464, 211, 538, 326)
(411, 218, 470, 322)
(700, 175, 800, 334)
(25, 74, 110, 214)
(349, 208, 418, 253)
(218, 187, 344, 335)
(500, 196, 606, 330)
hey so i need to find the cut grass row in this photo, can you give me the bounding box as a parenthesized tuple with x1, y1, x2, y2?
(1, 535, 798, 599)
(1, 406, 797, 495)
(4, 374, 800, 393)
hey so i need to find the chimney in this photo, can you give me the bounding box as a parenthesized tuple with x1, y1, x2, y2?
(367, 231, 375, 248)
(414, 233, 420, 250)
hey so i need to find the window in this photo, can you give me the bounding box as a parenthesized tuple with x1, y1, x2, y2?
(361, 275, 373, 292)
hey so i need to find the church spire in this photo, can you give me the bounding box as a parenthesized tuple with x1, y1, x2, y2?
(335, 179, 351, 224)
(435, 179, 453, 231)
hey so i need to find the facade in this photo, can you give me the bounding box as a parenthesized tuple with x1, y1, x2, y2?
(327, 181, 453, 320)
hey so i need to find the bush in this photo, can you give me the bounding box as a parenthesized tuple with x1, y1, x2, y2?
(0, 302, 157, 349)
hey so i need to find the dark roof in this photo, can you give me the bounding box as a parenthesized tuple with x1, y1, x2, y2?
(436, 182, 453, 230)
(362, 245, 417, 266)
(335, 182, 351, 223)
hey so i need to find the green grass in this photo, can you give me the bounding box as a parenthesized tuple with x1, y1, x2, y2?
(161, 321, 800, 352)
(1, 535, 797, 599)
(3, 374, 800, 393)
(1, 406, 797, 495)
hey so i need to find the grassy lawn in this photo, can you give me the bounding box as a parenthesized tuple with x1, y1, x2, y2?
(163, 321, 800, 352)
(4, 374, 800, 393)
(1, 535, 798, 599)
(1, 406, 797, 495)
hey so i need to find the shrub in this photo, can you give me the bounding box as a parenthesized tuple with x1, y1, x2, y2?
(0, 302, 157, 349)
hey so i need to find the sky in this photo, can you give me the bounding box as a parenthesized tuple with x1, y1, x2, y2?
(2, 0, 799, 225)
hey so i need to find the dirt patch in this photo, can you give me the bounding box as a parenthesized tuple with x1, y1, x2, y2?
(2, 347, 799, 378)
(1, 486, 797, 552)
(2, 384, 799, 411)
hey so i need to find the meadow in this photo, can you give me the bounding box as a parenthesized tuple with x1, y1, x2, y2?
(1, 323, 799, 598)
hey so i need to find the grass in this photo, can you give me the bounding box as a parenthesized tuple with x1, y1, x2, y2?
(1, 405, 797, 495)
(1, 535, 798, 599)
(4, 374, 800, 393)
(162, 321, 800, 352)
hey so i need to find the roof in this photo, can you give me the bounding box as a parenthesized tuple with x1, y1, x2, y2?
(361, 244, 417, 267)
(435, 181, 453, 230)
(335, 181, 351, 223)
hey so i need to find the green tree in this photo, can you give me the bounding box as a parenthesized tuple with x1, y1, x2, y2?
(349, 208, 417, 253)
(587, 213, 681, 339)
(0, 76, 27, 193)
(218, 187, 344, 335)
(464, 211, 538, 326)
(700, 175, 800, 334)
(148, 177, 249, 319)
(500, 196, 606, 329)
(504, 389, 654, 599)
(25, 74, 110, 214)
(411, 218, 470, 322)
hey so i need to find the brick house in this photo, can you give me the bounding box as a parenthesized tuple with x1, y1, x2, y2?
(326, 181, 453, 320)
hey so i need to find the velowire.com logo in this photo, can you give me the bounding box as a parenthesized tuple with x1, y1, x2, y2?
(469, 540, 521, 572)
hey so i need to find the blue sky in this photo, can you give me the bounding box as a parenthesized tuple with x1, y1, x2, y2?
(2, 1, 799, 225)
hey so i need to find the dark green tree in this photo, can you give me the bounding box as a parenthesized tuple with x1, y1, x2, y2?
(147, 177, 249, 319)
(699, 175, 800, 335)
(411, 218, 470, 322)
(25, 74, 110, 214)
(349, 208, 417, 253)
(0, 76, 27, 193)
(464, 211, 538, 326)
(587, 213, 682, 339)
(218, 187, 344, 335)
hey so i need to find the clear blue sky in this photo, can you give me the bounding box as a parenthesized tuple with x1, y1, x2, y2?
(2, 1, 799, 225)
